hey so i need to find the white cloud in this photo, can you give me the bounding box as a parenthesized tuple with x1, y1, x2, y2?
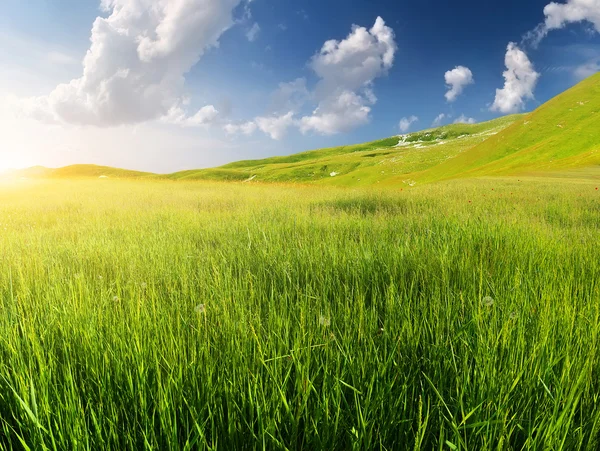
(432, 113, 447, 127)
(444, 66, 474, 102)
(225, 114, 295, 140)
(224, 121, 257, 135)
(225, 78, 307, 139)
(300, 91, 372, 135)
(269, 78, 309, 114)
(574, 59, 600, 79)
(164, 105, 219, 127)
(491, 43, 540, 114)
(399, 116, 418, 132)
(544, 0, 600, 32)
(255, 112, 295, 140)
(299, 16, 397, 135)
(453, 114, 476, 124)
(524, 0, 600, 47)
(246, 23, 261, 42)
(227, 17, 396, 140)
(19, 0, 242, 127)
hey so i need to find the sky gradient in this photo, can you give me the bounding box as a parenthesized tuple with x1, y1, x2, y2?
(1, 0, 599, 173)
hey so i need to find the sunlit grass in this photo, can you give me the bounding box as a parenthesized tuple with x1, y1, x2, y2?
(0, 178, 599, 450)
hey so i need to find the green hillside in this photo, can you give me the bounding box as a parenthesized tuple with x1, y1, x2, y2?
(167, 115, 521, 186)
(413, 72, 600, 183)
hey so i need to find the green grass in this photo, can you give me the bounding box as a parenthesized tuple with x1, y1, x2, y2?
(1, 176, 600, 450)
(164, 116, 523, 186)
(415, 72, 600, 183)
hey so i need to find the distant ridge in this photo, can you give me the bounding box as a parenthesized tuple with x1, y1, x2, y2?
(8, 164, 155, 179)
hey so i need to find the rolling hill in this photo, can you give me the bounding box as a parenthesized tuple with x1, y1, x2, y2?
(412, 71, 600, 184)
(167, 115, 522, 186)
(6, 72, 600, 186)
(6, 164, 153, 180)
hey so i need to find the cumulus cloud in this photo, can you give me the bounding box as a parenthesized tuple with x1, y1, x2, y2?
(224, 121, 257, 135)
(299, 16, 397, 135)
(453, 114, 476, 124)
(399, 116, 418, 132)
(225, 17, 397, 140)
(224, 112, 295, 141)
(20, 0, 242, 127)
(299, 91, 372, 135)
(491, 43, 540, 114)
(246, 23, 261, 42)
(255, 112, 295, 140)
(432, 113, 447, 127)
(545, 0, 600, 31)
(444, 66, 474, 102)
(524, 0, 600, 47)
(164, 105, 219, 127)
(269, 78, 309, 114)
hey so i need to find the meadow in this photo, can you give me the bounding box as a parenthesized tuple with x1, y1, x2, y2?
(1, 176, 599, 450)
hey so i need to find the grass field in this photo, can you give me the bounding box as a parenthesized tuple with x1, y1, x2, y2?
(1, 175, 599, 450)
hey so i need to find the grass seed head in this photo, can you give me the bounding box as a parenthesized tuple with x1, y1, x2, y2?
(319, 315, 331, 327)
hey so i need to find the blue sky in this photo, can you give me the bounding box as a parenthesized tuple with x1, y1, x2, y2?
(0, 0, 599, 172)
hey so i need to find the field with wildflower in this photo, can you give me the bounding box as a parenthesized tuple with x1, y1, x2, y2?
(1, 175, 600, 450)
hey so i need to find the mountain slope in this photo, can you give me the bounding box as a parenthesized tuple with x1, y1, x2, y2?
(167, 115, 521, 186)
(411, 72, 600, 183)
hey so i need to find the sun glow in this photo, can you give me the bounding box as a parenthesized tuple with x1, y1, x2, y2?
(0, 145, 34, 173)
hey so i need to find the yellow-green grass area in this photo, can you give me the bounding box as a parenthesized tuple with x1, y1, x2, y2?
(12, 164, 154, 180)
(164, 115, 522, 187)
(1, 177, 599, 450)
(415, 73, 600, 184)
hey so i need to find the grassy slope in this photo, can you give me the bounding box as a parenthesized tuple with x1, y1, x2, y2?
(168, 116, 521, 186)
(10, 164, 154, 179)
(413, 72, 600, 183)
